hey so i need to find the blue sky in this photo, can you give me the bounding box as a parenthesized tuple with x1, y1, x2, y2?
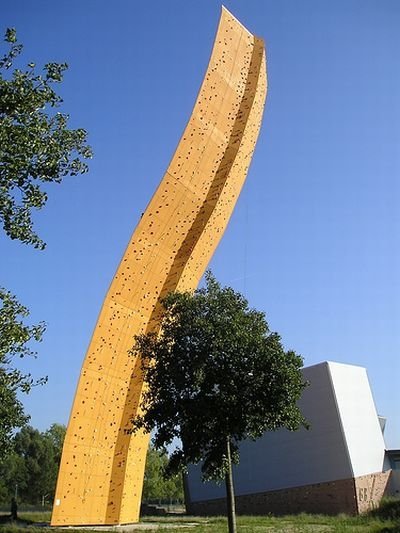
(2, 1, 399, 448)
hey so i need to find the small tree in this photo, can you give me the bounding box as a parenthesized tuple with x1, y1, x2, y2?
(132, 273, 308, 533)
(142, 444, 183, 503)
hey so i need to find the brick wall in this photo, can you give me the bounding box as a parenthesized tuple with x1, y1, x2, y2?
(354, 471, 391, 513)
(186, 471, 392, 516)
(187, 477, 357, 516)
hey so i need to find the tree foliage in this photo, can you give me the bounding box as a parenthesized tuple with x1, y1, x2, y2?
(132, 272, 308, 481)
(0, 26, 92, 458)
(0, 28, 92, 249)
(142, 444, 183, 502)
(0, 288, 46, 459)
(0, 424, 66, 504)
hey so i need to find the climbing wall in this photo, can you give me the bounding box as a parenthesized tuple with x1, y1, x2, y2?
(51, 7, 267, 526)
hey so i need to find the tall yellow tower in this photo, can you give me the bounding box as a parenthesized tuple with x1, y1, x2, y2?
(51, 7, 267, 526)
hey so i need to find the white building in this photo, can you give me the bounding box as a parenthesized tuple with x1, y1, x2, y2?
(185, 361, 394, 515)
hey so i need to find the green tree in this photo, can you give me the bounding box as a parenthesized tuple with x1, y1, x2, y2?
(133, 273, 308, 533)
(0, 27, 91, 458)
(0, 28, 92, 249)
(142, 444, 183, 502)
(44, 423, 66, 467)
(0, 424, 66, 505)
(0, 288, 46, 459)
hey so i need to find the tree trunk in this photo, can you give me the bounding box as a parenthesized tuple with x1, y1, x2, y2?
(225, 436, 237, 533)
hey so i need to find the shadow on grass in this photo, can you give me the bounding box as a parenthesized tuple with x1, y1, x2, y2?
(368, 498, 400, 533)
(375, 526, 400, 533)
(0, 515, 36, 526)
(370, 499, 400, 521)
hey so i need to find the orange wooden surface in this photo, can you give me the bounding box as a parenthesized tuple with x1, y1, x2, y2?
(51, 7, 267, 525)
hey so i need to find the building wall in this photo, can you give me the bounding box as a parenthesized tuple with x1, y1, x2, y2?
(354, 471, 391, 513)
(328, 362, 386, 478)
(389, 471, 400, 497)
(385, 452, 400, 497)
(185, 362, 388, 515)
(186, 472, 392, 516)
(186, 477, 357, 516)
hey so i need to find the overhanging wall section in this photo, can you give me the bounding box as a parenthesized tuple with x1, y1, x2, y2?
(51, 7, 267, 526)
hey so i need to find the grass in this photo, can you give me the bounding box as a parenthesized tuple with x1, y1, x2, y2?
(0, 500, 399, 533)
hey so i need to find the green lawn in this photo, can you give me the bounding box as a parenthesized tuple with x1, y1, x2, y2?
(0, 500, 399, 533)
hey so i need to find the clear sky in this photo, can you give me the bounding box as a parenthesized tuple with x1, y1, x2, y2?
(2, 1, 399, 448)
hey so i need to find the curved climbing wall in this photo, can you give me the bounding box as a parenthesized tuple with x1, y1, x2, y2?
(51, 7, 267, 526)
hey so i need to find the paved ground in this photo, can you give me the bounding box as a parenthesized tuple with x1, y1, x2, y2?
(74, 524, 197, 531)
(0, 517, 198, 530)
